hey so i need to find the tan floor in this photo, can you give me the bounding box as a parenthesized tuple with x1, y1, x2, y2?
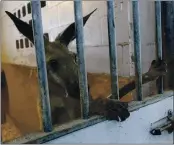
(87, 73, 134, 101)
(1, 115, 22, 143)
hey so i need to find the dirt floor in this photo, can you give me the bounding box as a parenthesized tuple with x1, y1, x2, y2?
(87, 73, 133, 101)
(1, 115, 22, 143)
(1, 63, 133, 143)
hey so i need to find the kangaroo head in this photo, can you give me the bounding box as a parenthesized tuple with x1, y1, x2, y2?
(5, 8, 97, 99)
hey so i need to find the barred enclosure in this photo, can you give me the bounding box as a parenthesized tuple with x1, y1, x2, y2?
(0, 0, 174, 144)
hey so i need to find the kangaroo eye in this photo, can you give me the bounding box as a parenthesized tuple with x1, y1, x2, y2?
(49, 59, 59, 72)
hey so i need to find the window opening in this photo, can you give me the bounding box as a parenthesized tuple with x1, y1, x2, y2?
(41, 1, 46, 8)
(27, 2, 31, 14)
(25, 38, 29, 48)
(18, 9, 21, 18)
(22, 6, 26, 17)
(20, 39, 24, 48)
(16, 40, 19, 49)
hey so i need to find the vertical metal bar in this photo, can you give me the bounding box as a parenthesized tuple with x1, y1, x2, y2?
(31, 1, 52, 132)
(107, 0, 119, 100)
(163, 2, 174, 90)
(132, 1, 143, 101)
(74, 1, 89, 119)
(155, 1, 163, 94)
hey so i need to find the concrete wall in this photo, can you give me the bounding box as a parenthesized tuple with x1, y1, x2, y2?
(1, 0, 156, 75)
(0, 0, 158, 97)
(0, 1, 2, 57)
(0, 1, 132, 76)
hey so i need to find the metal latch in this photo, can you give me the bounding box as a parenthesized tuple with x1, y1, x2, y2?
(150, 110, 174, 135)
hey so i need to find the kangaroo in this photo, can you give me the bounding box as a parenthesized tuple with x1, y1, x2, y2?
(5, 9, 167, 125)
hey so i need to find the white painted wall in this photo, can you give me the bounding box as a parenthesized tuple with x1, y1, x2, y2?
(0, 0, 158, 97)
(47, 96, 174, 144)
(0, 1, 2, 56)
(0, 0, 136, 76)
(47, 0, 132, 76)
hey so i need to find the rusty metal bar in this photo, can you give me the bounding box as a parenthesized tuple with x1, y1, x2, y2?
(107, 0, 119, 100)
(162, 1, 174, 91)
(132, 1, 143, 101)
(74, 1, 89, 119)
(155, 1, 163, 94)
(31, 0, 52, 132)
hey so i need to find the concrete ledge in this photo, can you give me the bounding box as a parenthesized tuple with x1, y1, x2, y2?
(5, 90, 174, 144)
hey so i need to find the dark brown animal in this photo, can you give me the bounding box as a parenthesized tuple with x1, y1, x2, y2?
(5, 10, 167, 125)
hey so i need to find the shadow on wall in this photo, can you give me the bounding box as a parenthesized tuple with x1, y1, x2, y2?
(1, 69, 10, 124)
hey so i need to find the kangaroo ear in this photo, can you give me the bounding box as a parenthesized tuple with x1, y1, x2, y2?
(55, 8, 97, 47)
(5, 11, 34, 44)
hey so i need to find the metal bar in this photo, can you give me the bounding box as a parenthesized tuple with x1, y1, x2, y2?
(155, 1, 163, 94)
(107, 0, 119, 100)
(163, 2, 174, 90)
(74, 1, 89, 119)
(132, 1, 143, 101)
(31, 1, 52, 132)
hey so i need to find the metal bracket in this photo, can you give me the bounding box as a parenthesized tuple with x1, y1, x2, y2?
(150, 109, 174, 135)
